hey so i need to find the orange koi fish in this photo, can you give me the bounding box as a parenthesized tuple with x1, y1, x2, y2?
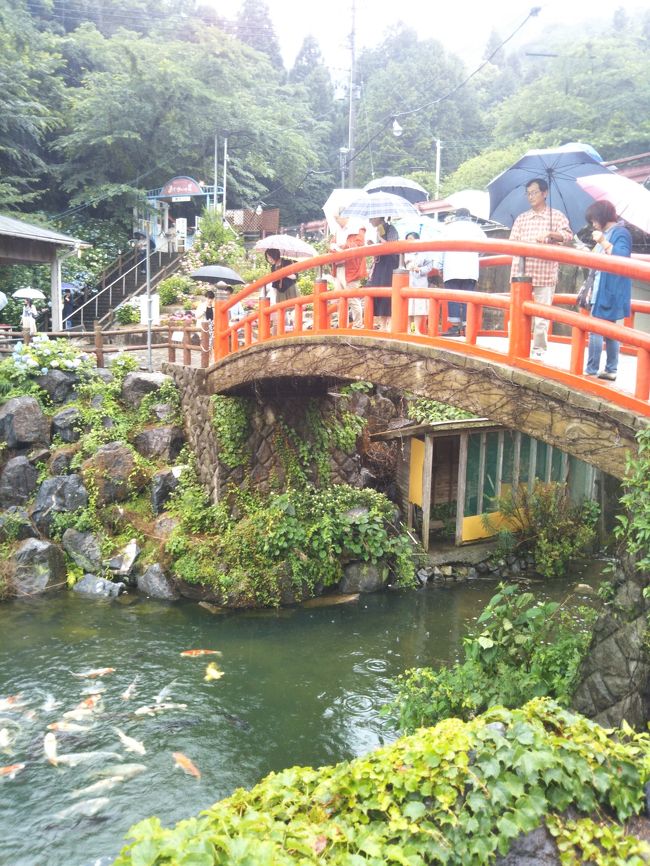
(180, 650, 221, 658)
(172, 752, 201, 779)
(71, 668, 116, 679)
(0, 763, 25, 779)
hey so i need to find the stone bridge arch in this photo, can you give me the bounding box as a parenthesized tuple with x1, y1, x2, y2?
(205, 336, 648, 480)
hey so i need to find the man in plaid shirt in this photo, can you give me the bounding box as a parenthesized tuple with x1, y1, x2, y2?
(509, 178, 573, 357)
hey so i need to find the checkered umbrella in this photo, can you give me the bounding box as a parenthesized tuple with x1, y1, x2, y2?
(340, 191, 419, 221)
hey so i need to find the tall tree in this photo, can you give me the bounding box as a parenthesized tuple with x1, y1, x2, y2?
(235, 0, 284, 72)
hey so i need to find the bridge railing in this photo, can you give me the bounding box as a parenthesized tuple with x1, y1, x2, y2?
(212, 238, 650, 416)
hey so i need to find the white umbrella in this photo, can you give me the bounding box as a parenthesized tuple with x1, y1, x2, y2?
(253, 234, 317, 259)
(363, 175, 429, 204)
(0, 292, 7, 312)
(577, 172, 650, 235)
(12, 286, 46, 300)
(340, 191, 420, 221)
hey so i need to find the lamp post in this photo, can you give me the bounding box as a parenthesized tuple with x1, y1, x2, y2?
(145, 222, 152, 372)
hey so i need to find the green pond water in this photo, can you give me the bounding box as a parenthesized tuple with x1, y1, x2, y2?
(0, 571, 602, 866)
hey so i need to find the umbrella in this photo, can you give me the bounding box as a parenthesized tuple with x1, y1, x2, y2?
(253, 234, 317, 259)
(0, 292, 7, 312)
(363, 175, 429, 204)
(12, 287, 46, 300)
(340, 191, 420, 221)
(576, 172, 650, 235)
(488, 145, 611, 232)
(189, 265, 245, 285)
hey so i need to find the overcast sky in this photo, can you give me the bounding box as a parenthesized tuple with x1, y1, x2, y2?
(216, 0, 644, 79)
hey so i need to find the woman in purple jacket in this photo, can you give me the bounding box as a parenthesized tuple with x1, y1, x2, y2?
(584, 200, 632, 381)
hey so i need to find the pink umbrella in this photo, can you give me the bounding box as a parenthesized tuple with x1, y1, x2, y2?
(577, 172, 650, 234)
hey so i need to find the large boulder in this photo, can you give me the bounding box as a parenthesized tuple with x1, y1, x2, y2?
(151, 468, 181, 514)
(107, 539, 141, 582)
(133, 426, 184, 462)
(81, 442, 145, 506)
(121, 372, 171, 408)
(0, 456, 39, 507)
(31, 474, 88, 536)
(35, 369, 78, 404)
(51, 407, 82, 443)
(0, 507, 37, 542)
(73, 574, 126, 598)
(136, 563, 180, 600)
(0, 396, 50, 448)
(10, 538, 66, 596)
(338, 561, 389, 593)
(62, 528, 103, 573)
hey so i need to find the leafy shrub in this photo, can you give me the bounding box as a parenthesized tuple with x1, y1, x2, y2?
(487, 481, 599, 578)
(0, 337, 96, 403)
(113, 699, 650, 866)
(157, 275, 193, 307)
(165, 478, 416, 605)
(115, 303, 140, 325)
(391, 583, 598, 731)
(210, 395, 251, 468)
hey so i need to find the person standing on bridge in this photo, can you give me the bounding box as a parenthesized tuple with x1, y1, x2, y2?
(509, 178, 573, 358)
(368, 216, 399, 331)
(434, 209, 487, 336)
(583, 200, 632, 382)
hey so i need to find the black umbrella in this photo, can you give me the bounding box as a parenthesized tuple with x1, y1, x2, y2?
(363, 175, 429, 204)
(189, 265, 245, 286)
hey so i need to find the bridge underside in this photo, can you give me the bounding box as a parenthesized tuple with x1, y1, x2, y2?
(205, 336, 647, 479)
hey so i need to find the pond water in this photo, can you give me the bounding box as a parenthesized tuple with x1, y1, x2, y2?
(0, 571, 603, 866)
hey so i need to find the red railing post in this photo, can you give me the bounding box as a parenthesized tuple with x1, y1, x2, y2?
(636, 348, 650, 401)
(509, 276, 533, 361)
(258, 297, 271, 342)
(390, 269, 409, 335)
(569, 308, 589, 375)
(313, 278, 328, 331)
(465, 297, 479, 345)
(214, 300, 230, 360)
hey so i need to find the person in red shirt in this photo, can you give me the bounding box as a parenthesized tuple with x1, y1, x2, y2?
(331, 222, 367, 328)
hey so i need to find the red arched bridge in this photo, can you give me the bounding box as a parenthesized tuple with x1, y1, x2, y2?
(203, 238, 650, 478)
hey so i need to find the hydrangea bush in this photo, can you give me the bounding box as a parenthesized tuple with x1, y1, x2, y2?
(0, 336, 96, 403)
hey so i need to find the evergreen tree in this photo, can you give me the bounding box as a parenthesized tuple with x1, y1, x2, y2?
(235, 0, 284, 71)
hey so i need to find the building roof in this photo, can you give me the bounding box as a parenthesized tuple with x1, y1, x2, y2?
(0, 213, 86, 248)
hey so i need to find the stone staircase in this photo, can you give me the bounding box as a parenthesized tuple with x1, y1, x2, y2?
(69, 249, 184, 331)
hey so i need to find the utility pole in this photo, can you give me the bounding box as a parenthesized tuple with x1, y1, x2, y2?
(222, 137, 228, 219)
(213, 133, 218, 212)
(435, 138, 442, 201)
(347, 0, 357, 188)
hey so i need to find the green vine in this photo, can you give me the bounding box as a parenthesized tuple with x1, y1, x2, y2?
(407, 397, 475, 424)
(615, 427, 650, 572)
(210, 395, 251, 469)
(113, 698, 650, 866)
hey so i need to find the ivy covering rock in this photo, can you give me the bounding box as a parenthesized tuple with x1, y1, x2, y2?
(113, 698, 650, 866)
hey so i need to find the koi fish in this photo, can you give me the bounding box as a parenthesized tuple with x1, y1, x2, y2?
(71, 668, 116, 679)
(55, 797, 110, 821)
(47, 720, 93, 733)
(113, 727, 146, 756)
(44, 732, 58, 766)
(0, 762, 25, 779)
(0, 727, 14, 751)
(180, 649, 221, 657)
(204, 662, 224, 682)
(96, 763, 146, 780)
(134, 703, 187, 717)
(154, 680, 177, 704)
(172, 751, 201, 779)
(63, 694, 103, 720)
(0, 695, 24, 712)
(120, 678, 138, 701)
(69, 777, 122, 798)
(56, 750, 123, 768)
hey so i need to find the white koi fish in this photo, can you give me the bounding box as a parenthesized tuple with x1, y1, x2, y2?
(154, 680, 177, 704)
(113, 727, 146, 755)
(120, 678, 138, 701)
(47, 720, 93, 733)
(44, 732, 58, 766)
(0, 727, 15, 751)
(96, 762, 146, 780)
(56, 751, 123, 768)
(0, 695, 24, 712)
(41, 694, 60, 713)
(69, 777, 122, 798)
(55, 797, 110, 820)
(134, 702, 187, 717)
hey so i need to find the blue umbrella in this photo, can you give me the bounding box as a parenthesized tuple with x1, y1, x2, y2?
(488, 145, 611, 232)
